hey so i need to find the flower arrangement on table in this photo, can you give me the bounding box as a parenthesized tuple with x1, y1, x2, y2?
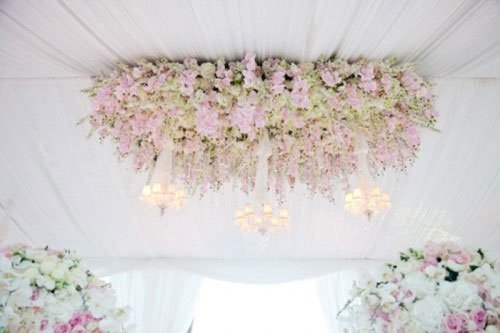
(0, 244, 131, 332)
(83, 53, 436, 200)
(340, 242, 500, 332)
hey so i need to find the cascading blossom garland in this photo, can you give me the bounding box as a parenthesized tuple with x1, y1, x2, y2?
(341, 242, 500, 332)
(84, 53, 437, 199)
(0, 244, 131, 333)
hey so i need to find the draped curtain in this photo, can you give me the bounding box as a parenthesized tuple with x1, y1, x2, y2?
(316, 270, 361, 333)
(108, 265, 202, 333)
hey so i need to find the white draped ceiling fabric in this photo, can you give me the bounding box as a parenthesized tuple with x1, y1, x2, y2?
(1, 2, 500, 327)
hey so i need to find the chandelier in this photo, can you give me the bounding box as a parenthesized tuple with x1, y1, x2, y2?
(235, 203, 291, 235)
(139, 142, 187, 216)
(344, 176, 390, 221)
(344, 135, 390, 222)
(234, 132, 291, 235)
(140, 182, 186, 216)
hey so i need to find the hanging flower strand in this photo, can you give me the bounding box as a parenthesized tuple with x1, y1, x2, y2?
(83, 53, 437, 200)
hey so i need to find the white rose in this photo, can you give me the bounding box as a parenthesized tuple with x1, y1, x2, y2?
(397, 261, 418, 275)
(446, 260, 465, 272)
(40, 256, 58, 275)
(25, 249, 47, 262)
(401, 272, 436, 299)
(22, 267, 40, 280)
(484, 273, 500, 300)
(411, 296, 446, 332)
(7, 282, 32, 307)
(50, 265, 67, 280)
(473, 264, 494, 282)
(439, 280, 482, 312)
(424, 265, 446, 281)
(485, 325, 500, 333)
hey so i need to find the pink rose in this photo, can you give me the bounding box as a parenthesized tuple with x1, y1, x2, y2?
(70, 325, 86, 333)
(443, 314, 465, 333)
(470, 307, 487, 329)
(69, 312, 87, 326)
(424, 241, 442, 260)
(54, 322, 71, 333)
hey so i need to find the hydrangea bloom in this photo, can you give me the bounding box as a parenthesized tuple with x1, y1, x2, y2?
(84, 53, 437, 199)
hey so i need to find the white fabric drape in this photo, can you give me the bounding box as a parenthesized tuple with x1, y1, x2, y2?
(316, 270, 361, 333)
(109, 265, 201, 333)
(1, 0, 499, 78)
(86, 258, 382, 283)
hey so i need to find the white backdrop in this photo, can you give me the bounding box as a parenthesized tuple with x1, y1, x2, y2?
(0, 0, 499, 266)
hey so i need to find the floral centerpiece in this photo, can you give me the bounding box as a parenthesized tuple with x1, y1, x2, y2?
(341, 242, 500, 332)
(0, 244, 131, 332)
(83, 53, 436, 200)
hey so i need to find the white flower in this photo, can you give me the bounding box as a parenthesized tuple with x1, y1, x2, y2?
(424, 265, 446, 281)
(446, 260, 465, 272)
(86, 287, 118, 318)
(50, 264, 67, 280)
(439, 280, 482, 312)
(25, 248, 47, 262)
(39, 256, 58, 275)
(35, 274, 55, 291)
(473, 264, 494, 282)
(22, 267, 39, 280)
(483, 273, 500, 300)
(410, 296, 446, 332)
(7, 279, 32, 308)
(400, 272, 436, 299)
(485, 325, 500, 333)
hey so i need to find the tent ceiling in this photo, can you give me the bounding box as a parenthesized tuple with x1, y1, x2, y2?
(0, 0, 499, 260)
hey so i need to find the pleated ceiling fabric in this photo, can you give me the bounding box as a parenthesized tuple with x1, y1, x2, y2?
(0, 0, 499, 265)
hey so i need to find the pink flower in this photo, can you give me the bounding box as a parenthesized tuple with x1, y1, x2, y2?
(272, 69, 286, 94)
(70, 326, 86, 333)
(118, 134, 132, 155)
(31, 287, 40, 301)
(40, 319, 49, 331)
(195, 105, 219, 138)
(179, 70, 197, 95)
(54, 323, 71, 333)
(443, 314, 465, 333)
(404, 124, 420, 147)
(381, 74, 393, 93)
(242, 53, 257, 88)
(450, 250, 470, 264)
(470, 307, 487, 329)
(69, 312, 89, 327)
(362, 80, 377, 93)
(291, 78, 310, 108)
(346, 85, 361, 109)
(424, 241, 442, 261)
(231, 94, 265, 139)
(320, 70, 341, 87)
(359, 63, 375, 82)
(425, 107, 438, 119)
(328, 96, 341, 110)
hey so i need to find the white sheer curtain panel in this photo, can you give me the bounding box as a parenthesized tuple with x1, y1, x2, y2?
(316, 270, 361, 333)
(109, 265, 201, 333)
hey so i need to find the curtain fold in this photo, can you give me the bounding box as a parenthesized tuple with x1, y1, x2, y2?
(108, 265, 201, 333)
(316, 270, 360, 333)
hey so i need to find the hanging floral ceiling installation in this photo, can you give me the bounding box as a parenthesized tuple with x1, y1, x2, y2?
(84, 53, 437, 200)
